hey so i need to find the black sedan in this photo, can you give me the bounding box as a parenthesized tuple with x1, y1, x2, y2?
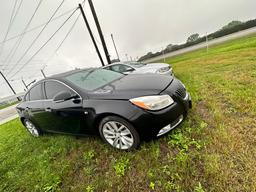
(16, 68, 192, 150)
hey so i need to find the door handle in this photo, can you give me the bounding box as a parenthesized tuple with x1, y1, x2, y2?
(45, 108, 52, 112)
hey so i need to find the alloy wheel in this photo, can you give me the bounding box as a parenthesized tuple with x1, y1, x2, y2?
(102, 121, 134, 150)
(25, 120, 39, 137)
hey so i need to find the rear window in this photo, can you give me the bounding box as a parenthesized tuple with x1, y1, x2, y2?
(29, 84, 43, 101)
(65, 69, 123, 91)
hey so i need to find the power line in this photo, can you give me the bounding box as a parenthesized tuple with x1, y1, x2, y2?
(0, 0, 18, 57)
(6, 0, 66, 76)
(42, 10, 82, 70)
(78, 3, 104, 66)
(41, 0, 86, 70)
(10, 0, 24, 28)
(2, 63, 45, 71)
(54, 12, 81, 56)
(0, 61, 44, 69)
(0, 7, 76, 45)
(0, 71, 20, 100)
(8, 71, 41, 82)
(8, 8, 79, 79)
(2, 0, 44, 70)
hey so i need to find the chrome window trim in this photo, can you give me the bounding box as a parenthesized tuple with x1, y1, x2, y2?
(43, 79, 82, 99)
(25, 79, 82, 103)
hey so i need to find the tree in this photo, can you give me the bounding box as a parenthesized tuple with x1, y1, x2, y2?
(166, 44, 174, 51)
(222, 21, 243, 30)
(186, 33, 200, 43)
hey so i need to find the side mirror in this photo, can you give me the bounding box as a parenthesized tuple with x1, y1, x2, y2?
(53, 91, 74, 103)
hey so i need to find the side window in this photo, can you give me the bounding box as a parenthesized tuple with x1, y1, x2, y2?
(111, 65, 134, 73)
(44, 81, 74, 99)
(110, 65, 120, 72)
(30, 84, 43, 101)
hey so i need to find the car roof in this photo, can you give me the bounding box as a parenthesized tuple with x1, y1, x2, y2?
(48, 68, 94, 79)
(29, 68, 95, 87)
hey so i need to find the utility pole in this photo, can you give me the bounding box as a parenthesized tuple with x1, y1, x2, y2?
(21, 78, 28, 89)
(0, 70, 20, 101)
(206, 32, 209, 53)
(41, 69, 46, 78)
(78, 3, 104, 66)
(27, 79, 36, 88)
(88, 0, 111, 64)
(162, 47, 166, 62)
(111, 34, 120, 61)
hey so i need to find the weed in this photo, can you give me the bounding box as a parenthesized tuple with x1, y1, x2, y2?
(86, 185, 94, 192)
(149, 181, 155, 190)
(83, 150, 95, 161)
(194, 182, 205, 192)
(113, 157, 130, 177)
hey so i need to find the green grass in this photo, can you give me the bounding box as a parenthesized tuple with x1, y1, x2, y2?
(1, 34, 256, 191)
(0, 101, 19, 110)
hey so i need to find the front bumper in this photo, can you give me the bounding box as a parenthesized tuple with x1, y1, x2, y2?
(156, 92, 192, 137)
(157, 114, 184, 137)
(129, 91, 192, 139)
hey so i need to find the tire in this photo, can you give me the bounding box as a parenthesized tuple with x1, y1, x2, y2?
(23, 119, 41, 137)
(99, 116, 140, 150)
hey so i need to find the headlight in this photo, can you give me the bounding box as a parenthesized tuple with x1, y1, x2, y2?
(178, 80, 186, 88)
(129, 95, 174, 111)
(157, 66, 170, 74)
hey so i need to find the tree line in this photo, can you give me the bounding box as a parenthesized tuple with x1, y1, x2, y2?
(138, 19, 256, 61)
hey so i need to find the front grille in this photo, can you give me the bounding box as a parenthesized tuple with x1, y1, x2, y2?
(175, 86, 187, 99)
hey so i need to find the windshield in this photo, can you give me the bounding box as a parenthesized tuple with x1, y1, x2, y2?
(65, 69, 124, 91)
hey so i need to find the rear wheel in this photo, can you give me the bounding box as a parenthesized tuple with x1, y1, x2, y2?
(99, 116, 140, 150)
(23, 119, 41, 137)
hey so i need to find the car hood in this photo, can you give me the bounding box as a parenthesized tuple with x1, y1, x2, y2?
(87, 74, 173, 100)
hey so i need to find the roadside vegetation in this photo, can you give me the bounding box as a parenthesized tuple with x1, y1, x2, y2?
(0, 101, 19, 110)
(0, 34, 256, 191)
(139, 19, 256, 61)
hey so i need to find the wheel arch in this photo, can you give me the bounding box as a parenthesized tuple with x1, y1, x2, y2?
(20, 117, 25, 125)
(93, 112, 133, 134)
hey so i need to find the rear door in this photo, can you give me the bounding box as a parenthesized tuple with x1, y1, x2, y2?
(24, 83, 45, 127)
(40, 80, 84, 134)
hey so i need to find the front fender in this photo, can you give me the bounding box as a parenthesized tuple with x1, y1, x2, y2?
(82, 99, 138, 130)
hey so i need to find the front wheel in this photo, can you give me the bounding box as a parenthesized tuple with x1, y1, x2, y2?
(99, 116, 140, 150)
(23, 119, 41, 137)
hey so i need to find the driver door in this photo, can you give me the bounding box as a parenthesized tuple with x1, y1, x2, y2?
(40, 80, 84, 134)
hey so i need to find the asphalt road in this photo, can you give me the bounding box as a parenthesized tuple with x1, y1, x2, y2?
(144, 27, 256, 63)
(0, 104, 18, 125)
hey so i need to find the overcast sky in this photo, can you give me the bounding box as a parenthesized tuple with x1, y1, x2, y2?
(0, 0, 256, 98)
